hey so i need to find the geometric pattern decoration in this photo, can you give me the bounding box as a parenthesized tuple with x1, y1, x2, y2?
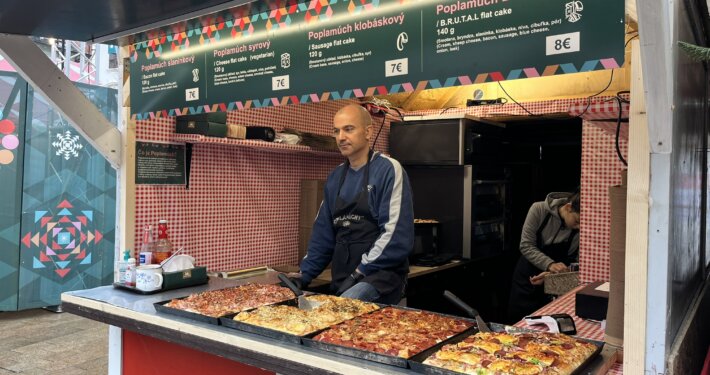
(0, 118, 19, 165)
(51, 130, 84, 160)
(13, 83, 117, 311)
(21, 199, 102, 278)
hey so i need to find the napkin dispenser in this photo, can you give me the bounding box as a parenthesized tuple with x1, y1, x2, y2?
(575, 281, 609, 320)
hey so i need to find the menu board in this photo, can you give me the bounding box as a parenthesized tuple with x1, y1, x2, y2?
(130, 0, 624, 116)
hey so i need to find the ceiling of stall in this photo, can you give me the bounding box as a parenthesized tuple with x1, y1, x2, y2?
(0, 0, 254, 43)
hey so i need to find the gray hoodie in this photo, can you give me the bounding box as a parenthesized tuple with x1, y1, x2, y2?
(519, 192, 580, 272)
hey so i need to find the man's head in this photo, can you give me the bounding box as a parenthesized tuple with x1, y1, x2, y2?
(559, 191, 581, 230)
(333, 104, 372, 165)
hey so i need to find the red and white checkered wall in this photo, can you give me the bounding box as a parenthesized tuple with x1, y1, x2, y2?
(134, 100, 391, 271)
(135, 97, 627, 281)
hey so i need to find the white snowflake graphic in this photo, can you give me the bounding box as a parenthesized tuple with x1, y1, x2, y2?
(52, 131, 83, 160)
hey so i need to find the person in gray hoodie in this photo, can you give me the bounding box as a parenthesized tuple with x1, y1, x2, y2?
(507, 191, 580, 321)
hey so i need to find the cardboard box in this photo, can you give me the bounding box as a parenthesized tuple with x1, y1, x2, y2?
(575, 280, 609, 320)
(162, 266, 208, 290)
(176, 120, 228, 137)
(298, 180, 326, 263)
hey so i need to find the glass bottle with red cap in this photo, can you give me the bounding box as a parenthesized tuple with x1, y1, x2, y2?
(153, 220, 173, 264)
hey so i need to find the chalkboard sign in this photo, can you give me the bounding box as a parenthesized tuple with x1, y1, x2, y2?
(130, 0, 624, 117)
(135, 142, 186, 185)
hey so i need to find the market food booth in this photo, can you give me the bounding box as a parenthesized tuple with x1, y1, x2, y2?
(0, 0, 708, 374)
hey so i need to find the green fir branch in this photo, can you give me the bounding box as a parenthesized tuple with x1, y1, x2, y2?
(678, 41, 710, 61)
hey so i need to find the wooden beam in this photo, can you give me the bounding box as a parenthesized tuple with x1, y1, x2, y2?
(0, 34, 122, 169)
(623, 39, 648, 374)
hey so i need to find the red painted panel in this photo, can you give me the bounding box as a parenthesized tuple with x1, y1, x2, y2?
(122, 330, 275, 375)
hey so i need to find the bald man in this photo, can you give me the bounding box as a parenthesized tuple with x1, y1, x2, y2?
(294, 104, 414, 304)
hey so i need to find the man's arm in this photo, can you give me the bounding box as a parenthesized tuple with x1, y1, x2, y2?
(358, 158, 413, 274)
(519, 203, 556, 271)
(299, 183, 336, 285)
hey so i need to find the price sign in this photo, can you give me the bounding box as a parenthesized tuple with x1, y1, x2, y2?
(546, 32, 581, 55)
(385, 58, 408, 77)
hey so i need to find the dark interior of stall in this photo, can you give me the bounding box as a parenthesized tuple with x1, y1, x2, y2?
(398, 116, 582, 324)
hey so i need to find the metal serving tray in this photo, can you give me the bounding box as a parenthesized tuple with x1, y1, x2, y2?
(219, 299, 383, 345)
(220, 312, 308, 345)
(301, 306, 477, 368)
(153, 293, 296, 326)
(407, 323, 605, 375)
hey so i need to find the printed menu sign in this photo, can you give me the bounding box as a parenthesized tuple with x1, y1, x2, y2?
(129, 0, 623, 116)
(135, 142, 186, 185)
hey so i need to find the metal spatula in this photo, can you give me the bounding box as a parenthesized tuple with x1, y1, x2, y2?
(443, 290, 491, 332)
(277, 273, 322, 310)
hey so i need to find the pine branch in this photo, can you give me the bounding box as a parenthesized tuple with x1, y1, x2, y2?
(678, 41, 710, 61)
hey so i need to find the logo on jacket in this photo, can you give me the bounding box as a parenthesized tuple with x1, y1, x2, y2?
(367, 185, 373, 192)
(334, 214, 363, 226)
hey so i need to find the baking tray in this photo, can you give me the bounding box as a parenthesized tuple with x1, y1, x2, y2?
(301, 306, 477, 368)
(220, 312, 310, 345)
(219, 299, 383, 345)
(407, 323, 605, 375)
(154, 293, 296, 326)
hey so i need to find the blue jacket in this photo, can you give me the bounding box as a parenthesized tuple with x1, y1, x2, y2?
(300, 152, 414, 285)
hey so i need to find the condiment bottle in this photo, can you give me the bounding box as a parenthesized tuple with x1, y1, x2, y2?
(139, 225, 154, 265)
(153, 220, 173, 264)
(118, 249, 129, 284)
(126, 257, 136, 287)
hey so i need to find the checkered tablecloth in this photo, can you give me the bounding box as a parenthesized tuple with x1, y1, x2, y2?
(514, 284, 623, 374)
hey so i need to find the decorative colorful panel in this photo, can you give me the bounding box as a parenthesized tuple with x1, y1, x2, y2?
(21, 199, 103, 279)
(0, 73, 26, 311)
(16, 85, 116, 310)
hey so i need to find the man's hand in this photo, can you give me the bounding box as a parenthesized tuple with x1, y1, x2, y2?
(547, 262, 568, 273)
(530, 271, 551, 286)
(336, 271, 364, 296)
(279, 273, 308, 290)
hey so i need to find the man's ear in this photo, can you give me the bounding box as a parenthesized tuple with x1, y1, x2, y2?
(366, 125, 372, 140)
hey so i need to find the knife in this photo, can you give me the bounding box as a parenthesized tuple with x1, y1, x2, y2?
(443, 290, 491, 332)
(277, 273, 322, 310)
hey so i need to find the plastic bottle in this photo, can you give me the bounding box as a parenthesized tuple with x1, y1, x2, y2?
(153, 220, 173, 264)
(126, 257, 136, 287)
(139, 225, 154, 265)
(118, 249, 129, 284)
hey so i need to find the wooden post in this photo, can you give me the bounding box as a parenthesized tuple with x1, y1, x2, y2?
(623, 39, 649, 374)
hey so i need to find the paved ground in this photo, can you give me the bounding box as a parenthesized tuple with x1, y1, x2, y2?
(0, 309, 108, 375)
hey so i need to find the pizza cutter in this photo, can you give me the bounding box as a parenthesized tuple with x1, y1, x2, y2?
(277, 273, 323, 310)
(443, 290, 491, 332)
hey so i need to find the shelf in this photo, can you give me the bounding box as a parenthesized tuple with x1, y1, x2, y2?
(172, 134, 341, 156)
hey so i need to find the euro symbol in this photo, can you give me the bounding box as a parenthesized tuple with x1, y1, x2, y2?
(563, 38, 571, 49)
(395, 63, 402, 72)
(277, 79, 285, 87)
(396, 32, 409, 51)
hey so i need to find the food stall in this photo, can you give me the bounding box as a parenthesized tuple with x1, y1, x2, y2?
(0, 0, 706, 374)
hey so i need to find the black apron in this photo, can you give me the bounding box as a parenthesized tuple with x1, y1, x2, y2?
(330, 152, 406, 299)
(507, 214, 577, 321)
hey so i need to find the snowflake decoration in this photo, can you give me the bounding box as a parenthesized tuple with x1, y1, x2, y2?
(52, 130, 83, 160)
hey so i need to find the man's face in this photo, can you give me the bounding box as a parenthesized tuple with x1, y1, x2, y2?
(333, 112, 371, 158)
(562, 204, 580, 230)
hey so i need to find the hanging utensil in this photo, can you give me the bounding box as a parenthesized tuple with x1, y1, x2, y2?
(443, 290, 491, 332)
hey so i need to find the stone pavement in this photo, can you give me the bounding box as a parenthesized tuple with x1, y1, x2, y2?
(0, 309, 108, 374)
